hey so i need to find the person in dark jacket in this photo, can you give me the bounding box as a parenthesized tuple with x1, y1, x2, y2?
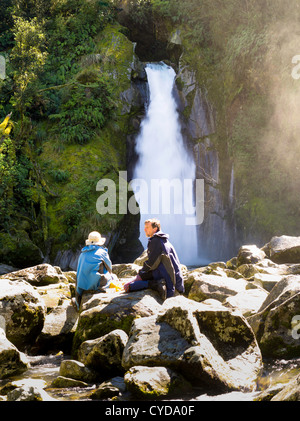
(125, 219, 184, 300)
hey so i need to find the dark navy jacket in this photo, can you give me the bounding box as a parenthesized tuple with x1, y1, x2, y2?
(139, 231, 184, 295)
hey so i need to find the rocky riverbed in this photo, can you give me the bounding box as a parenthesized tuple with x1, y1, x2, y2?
(1, 235, 300, 402)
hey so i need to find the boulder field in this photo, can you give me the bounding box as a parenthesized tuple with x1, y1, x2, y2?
(1, 235, 300, 401)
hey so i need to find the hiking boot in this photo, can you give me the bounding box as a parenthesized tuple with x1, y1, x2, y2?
(148, 279, 167, 302)
(71, 292, 82, 311)
(69, 284, 76, 298)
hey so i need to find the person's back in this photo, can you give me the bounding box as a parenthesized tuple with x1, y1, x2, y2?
(154, 232, 184, 294)
(76, 244, 112, 295)
(73, 231, 112, 310)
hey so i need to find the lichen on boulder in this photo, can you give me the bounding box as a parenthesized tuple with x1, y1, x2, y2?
(124, 366, 192, 399)
(0, 278, 46, 350)
(72, 289, 162, 356)
(122, 296, 262, 392)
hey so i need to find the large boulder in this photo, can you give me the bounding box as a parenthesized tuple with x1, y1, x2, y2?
(35, 282, 72, 311)
(90, 376, 126, 400)
(0, 278, 46, 350)
(224, 288, 269, 317)
(236, 245, 266, 266)
(72, 290, 162, 355)
(187, 273, 249, 303)
(271, 374, 300, 401)
(78, 329, 128, 375)
(50, 376, 88, 388)
(6, 379, 55, 401)
(0, 263, 68, 286)
(34, 300, 78, 353)
(262, 236, 300, 264)
(59, 359, 97, 383)
(251, 273, 285, 292)
(124, 366, 192, 399)
(122, 296, 262, 392)
(248, 275, 300, 358)
(252, 259, 291, 275)
(0, 318, 29, 379)
(112, 263, 141, 278)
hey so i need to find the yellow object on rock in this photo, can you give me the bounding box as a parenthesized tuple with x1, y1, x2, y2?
(109, 279, 124, 292)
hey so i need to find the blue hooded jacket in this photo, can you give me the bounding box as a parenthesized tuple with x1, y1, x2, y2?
(76, 245, 112, 295)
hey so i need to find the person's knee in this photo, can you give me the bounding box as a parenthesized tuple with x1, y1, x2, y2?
(127, 280, 148, 292)
(166, 286, 175, 298)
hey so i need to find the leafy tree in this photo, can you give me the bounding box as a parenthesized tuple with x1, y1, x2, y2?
(10, 16, 47, 133)
(49, 72, 115, 144)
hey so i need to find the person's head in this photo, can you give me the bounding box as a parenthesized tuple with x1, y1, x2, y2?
(144, 218, 161, 238)
(85, 231, 106, 246)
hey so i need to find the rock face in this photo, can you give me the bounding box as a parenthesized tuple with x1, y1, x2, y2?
(175, 63, 237, 262)
(122, 296, 262, 392)
(0, 231, 44, 269)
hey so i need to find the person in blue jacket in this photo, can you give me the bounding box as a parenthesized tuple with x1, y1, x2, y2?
(125, 219, 185, 300)
(73, 231, 113, 310)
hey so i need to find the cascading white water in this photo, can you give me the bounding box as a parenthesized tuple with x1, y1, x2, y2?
(132, 62, 201, 266)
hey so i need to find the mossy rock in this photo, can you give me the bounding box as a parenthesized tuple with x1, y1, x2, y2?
(72, 290, 162, 357)
(72, 311, 134, 357)
(0, 231, 43, 268)
(0, 279, 46, 351)
(124, 366, 192, 399)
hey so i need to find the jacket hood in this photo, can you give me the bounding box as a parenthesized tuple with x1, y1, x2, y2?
(152, 230, 169, 240)
(81, 244, 107, 253)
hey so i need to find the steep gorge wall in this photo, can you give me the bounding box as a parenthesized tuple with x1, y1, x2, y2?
(116, 10, 238, 263)
(175, 63, 237, 262)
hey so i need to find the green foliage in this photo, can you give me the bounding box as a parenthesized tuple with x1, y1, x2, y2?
(48, 168, 70, 183)
(0, 133, 41, 233)
(0, 0, 129, 266)
(10, 16, 47, 126)
(49, 74, 115, 144)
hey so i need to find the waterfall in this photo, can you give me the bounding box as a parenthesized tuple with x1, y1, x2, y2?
(229, 164, 235, 205)
(131, 62, 202, 266)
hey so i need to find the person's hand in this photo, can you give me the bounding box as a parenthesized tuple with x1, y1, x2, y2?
(123, 281, 132, 292)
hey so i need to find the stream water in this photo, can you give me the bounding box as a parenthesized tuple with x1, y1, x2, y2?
(2, 353, 299, 401)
